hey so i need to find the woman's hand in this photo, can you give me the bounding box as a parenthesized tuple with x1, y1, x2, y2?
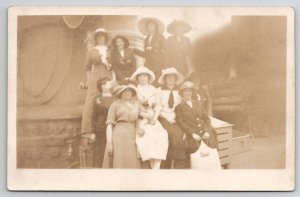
(192, 133, 201, 141)
(137, 128, 145, 137)
(79, 81, 88, 89)
(202, 132, 210, 140)
(148, 117, 157, 125)
(146, 46, 153, 51)
(107, 142, 113, 155)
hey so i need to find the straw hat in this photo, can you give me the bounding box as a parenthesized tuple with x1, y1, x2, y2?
(167, 20, 191, 35)
(95, 28, 107, 34)
(94, 28, 109, 40)
(112, 84, 137, 96)
(158, 67, 185, 85)
(180, 81, 196, 92)
(137, 17, 165, 35)
(130, 66, 156, 84)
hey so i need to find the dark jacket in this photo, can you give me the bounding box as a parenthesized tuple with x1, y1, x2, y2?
(109, 48, 136, 82)
(194, 87, 210, 114)
(91, 96, 113, 134)
(134, 32, 167, 73)
(166, 35, 192, 75)
(175, 100, 217, 153)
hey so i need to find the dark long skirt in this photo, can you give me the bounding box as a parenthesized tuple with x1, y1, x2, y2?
(159, 117, 187, 169)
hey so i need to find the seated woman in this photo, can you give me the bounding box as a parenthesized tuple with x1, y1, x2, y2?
(131, 66, 169, 169)
(90, 77, 117, 168)
(102, 84, 142, 169)
(157, 67, 187, 169)
(175, 81, 221, 170)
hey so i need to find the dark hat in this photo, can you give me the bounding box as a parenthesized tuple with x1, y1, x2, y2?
(186, 70, 208, 84)
(138, 17, 165, 35)
(167, 20, 191, 35)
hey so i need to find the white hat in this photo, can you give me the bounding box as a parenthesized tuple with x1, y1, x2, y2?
(130, 66, 156, 84)
(180, 81, 196, 91)
(112, 84, 137, 96)
(158, 67, 185, 85)
(95, 28, 107, 34)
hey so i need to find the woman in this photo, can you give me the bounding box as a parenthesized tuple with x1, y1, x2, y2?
(102, 84, 141, 169)
(166, 20, 192, 76)
(157, 67, 187, 169)
(175, 81, 221, 170)
(131, 66, 169, 169)
(79, 28, 114, 167)
(134, 17, 168, 81)
(109, 35, 136, 82)
(90, 77, 117, 168)
(186, 71, 211, 115)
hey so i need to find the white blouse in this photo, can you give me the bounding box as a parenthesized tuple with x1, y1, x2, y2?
(136, 84, 160, 109)
(94, 45, 108, 65)
(157, 87, 181, 113)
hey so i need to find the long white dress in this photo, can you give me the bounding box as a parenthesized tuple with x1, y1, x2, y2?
(135, 84, 169, 161)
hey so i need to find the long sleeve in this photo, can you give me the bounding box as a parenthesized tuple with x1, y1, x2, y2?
(90, 101, 98, 133)
(106, 102, 117, 125)
(175, 105, 195, 136)
(84, 49, 93, 71)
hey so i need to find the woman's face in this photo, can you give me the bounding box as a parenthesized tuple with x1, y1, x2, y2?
(137, 73, 150, 85)
(116, 38, 125, 49)
(147, 22, 156, 33)
(96, 35, 106, 45)
(182, 89, 193, 100)
(165, 74, 177, 86)
(121, 89, 134, 100)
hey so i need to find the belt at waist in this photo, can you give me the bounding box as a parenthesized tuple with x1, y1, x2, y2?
(116, 120, 136, 124)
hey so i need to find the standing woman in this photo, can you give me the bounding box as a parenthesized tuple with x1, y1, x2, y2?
(134, 17, 167, 82)
(90, 78, 117, 168)
(157, 68, 187, 169)
(79, 28, 114, 167)
(102, 84, 141, 169)
(131, 66, 169, 169)
(166, 20, 192, 76)
(175, 81, 221, 170)
(109, 35, 136, 82)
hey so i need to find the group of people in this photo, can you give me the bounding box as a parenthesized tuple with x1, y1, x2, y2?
(79, 17, 221, 170)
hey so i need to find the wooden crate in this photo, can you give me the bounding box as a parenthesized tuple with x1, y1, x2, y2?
(210, 117, 233, 169)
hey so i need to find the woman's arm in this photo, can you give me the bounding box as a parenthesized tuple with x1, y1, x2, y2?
(175, 105, 195, 136)
(106, 124, 113, 154)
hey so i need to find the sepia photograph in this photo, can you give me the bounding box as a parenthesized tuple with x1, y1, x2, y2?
(7, 6, 295, 191)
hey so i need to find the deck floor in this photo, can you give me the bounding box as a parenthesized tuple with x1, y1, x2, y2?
(230, 135, 286, 169)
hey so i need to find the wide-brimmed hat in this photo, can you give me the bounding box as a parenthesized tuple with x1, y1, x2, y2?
(158, 67, 185, 85)
(137, 17, 165, 35)
(130, 66, 156, 84)
(112, 84, 137, 96)
(94, 28, 108, 36)
(186, 70, 209, 85)
(111, 35, 130, 49)
(167, 20, 191, 35)
(180, 81, 196, 92)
